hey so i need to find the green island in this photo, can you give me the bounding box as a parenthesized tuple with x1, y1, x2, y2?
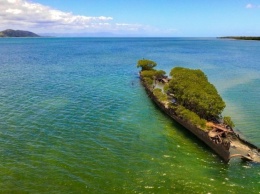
(0, 29, 40, 37)
(137, 59, 260, 163)
(220, 36, 260, 41)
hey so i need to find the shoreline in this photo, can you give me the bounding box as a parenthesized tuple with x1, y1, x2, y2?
(219, 36, 260, 41)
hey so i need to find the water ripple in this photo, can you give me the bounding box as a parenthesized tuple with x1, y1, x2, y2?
(0, 38, 259, 193)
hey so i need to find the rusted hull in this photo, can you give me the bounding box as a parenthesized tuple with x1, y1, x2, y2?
(140, 78, 231, 162)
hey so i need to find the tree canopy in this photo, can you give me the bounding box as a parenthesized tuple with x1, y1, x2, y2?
(154, 70, 166, 79)
(223, 116, 235, 128)
(175, 105, 207, 129)
(137, 59, 157, 71)
(168, 67, 225, 120)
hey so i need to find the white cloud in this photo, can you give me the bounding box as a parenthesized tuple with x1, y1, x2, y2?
(7, 0, 17, 3)
(0, 0, 113, 30)
(246, 3, 254, 8)
(0, 0, 154, 35)
(6, 8, 22, 14)
(0, 0, 178, 36)
(245, 3, 260, 9)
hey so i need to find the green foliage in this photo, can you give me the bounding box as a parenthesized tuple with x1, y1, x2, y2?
(163, 83, 169, 93)
(175, 105, 207, 129)
(137, 59, 157, 71)
(140, 70, 155, 86)
(223, 116, 235, 128)
(154, 70, 166, 79)
(140, 69, 166, 86)
(140, 70, 156, 78)
(153, 88, 168, 102)
(168, 67, 225, 120)
(141, 69, 166, 79)
(143, 77, 153, 86)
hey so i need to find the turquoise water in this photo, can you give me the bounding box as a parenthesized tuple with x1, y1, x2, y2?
(0, 38, 259, 193)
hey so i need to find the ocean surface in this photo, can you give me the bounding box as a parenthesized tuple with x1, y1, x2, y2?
(0, 38, 259, 193)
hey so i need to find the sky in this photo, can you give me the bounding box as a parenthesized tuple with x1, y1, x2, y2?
(0, 0, 260, 37)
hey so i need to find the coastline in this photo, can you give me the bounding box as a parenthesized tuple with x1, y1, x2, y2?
(219, 36, 260, 41)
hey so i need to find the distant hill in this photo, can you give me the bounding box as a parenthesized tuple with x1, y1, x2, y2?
(0, 29, 40, 37)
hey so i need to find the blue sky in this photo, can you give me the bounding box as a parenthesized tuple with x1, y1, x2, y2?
(1, 0, 260, 37)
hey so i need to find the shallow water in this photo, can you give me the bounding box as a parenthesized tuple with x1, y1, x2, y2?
(0, 38, 259, 193)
